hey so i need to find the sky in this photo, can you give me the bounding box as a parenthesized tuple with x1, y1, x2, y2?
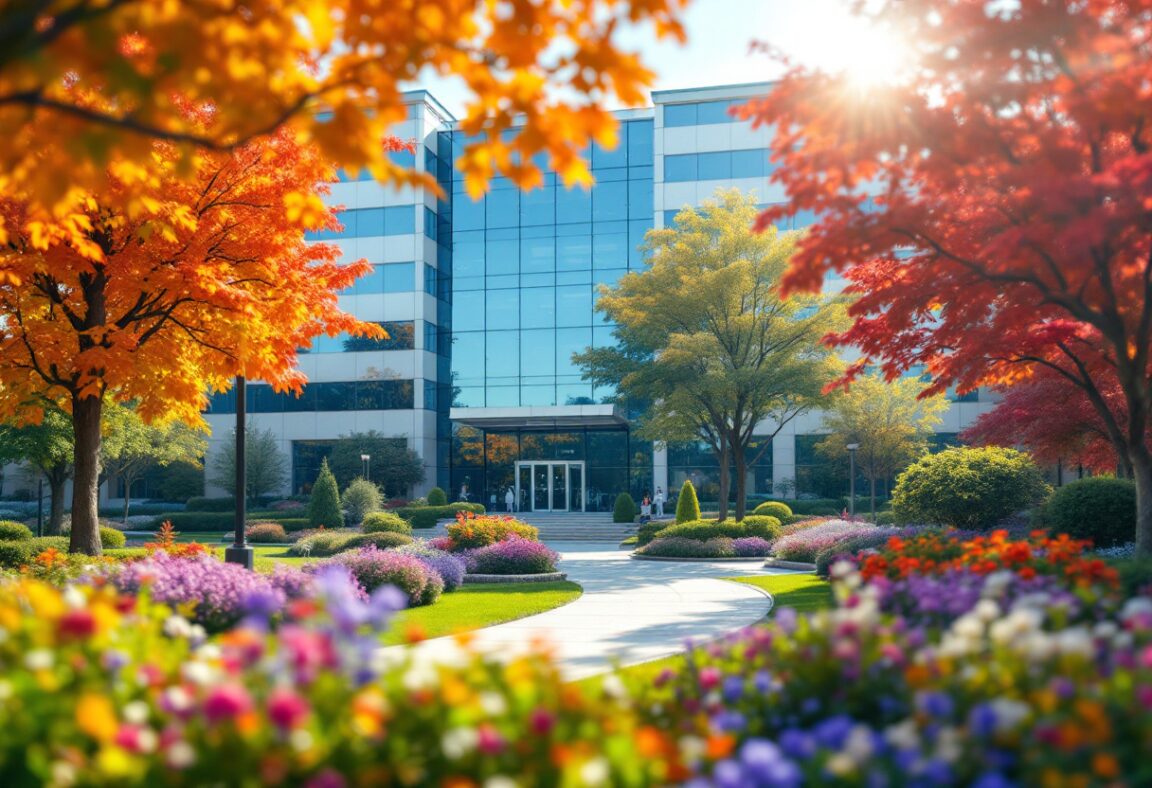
(410, 0, 880, 116)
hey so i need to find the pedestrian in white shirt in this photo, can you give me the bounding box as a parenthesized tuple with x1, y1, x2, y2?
(505, 487, 516, 512)
(654, 487, 665, 518)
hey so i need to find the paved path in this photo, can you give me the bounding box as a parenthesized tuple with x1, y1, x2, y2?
(396, 542, 788, 680)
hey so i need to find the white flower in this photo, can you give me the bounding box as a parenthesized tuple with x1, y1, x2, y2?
(162, 686, 193, 713)
(135, 728, 158, 754)
(973, 599, 1001, 623)
(484, 777, 519, 788)
(1021, 632, 1054, 662)
(599, 674, 627, 700)
(987, 699, 1031, 733)
(830, 560, 856, 579)
(24, 649, 54, 671)
(480, 692, 507, 715)
(166, 741, 197, 769)
(0, 680, 11, 700)
(62, 585, 86, 610)
(981, 570, 1014, 598)
(1054, 627, 1093, 659)
(952, 614, 984, 641)
(885, 719, 920, 751)
(1120, 597, 1152, 622)
(51, 760, 78, 786)
(579, 757, 610, 786)
(826, 753, 856, 776)
(402, 661, 438, 692)
(1093, 621, 1119, 640)
(163, 615, 193, 639)
(934, 726, 962, 764)
(679, 735, 706, 764)
(290, 729, 314, 752)
(844, 725, 874, 762)
(124, 700, 150, 725)
(441, 728, 478, 759)
(181, 660, 216, 687)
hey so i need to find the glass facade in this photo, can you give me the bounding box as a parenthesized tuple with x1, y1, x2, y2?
(449, 425, 652, 513)
(446, 120, 654, 409)
(206, 380, 417, 413)
(667, 440, 773, 505)
(793, 432, 962, 500)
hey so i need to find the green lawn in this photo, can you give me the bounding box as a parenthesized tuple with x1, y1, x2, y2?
(383, 581, 582, 645)
(578, 573, 832, 689)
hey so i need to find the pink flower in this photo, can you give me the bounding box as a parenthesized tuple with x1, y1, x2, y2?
(477, 723, 505, 754)
(699, 666, 721, 690)
(267, 688, 311, 730)
(529, 707, 555, 735)
(203, 683, 253, 723)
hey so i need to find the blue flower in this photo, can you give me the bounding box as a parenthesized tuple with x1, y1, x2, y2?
(916, 691, 955, 720)
(967, 703, 998, 738)
(813, 714, 854, 749)
(779, 729, 815, 759)
(722, 676, 745, 703)
(972, 773, 1016, 788)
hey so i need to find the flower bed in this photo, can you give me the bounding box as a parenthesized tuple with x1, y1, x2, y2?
(635, 535, 773, 559)
(395, 541, 466, 591)
(443, 512, 539, 550)
(317, 546, 444, 606)
(462, 536, 559, 575)
(769, 519, 893, 562)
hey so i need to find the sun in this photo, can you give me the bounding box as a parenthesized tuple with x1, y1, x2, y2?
(786, 4, 914, 89)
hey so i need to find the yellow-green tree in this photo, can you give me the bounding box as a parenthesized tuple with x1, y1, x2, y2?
(577, 190, 847, 521)
(814, 375, 949, 520)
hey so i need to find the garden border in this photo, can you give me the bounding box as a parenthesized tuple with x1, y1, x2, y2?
(763, 558, 818, 571)
(629, 554, 767, 563)
(463, 572, 568, 584)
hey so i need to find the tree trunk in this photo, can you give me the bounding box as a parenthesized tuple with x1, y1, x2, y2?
(1133, 448, 1152, 558)
(716, 433, 730, 522)
(869, 476, 877, 522)
(122, 474, 133, 526)
(732, 437, 748, 521)
(47, 473, 67, 536)
(70, 394, 104, 555)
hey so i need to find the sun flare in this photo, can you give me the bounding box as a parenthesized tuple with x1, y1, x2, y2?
(786, 3, 914, 89)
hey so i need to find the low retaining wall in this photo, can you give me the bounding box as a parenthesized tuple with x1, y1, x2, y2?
(630, 554, 767, 563)
(463, 572, 568, 584)
(763, 558, 818, 571)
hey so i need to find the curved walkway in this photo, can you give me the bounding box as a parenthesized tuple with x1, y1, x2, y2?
(396, 543, 787, 680)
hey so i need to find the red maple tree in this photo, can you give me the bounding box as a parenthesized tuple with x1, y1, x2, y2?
(744, 0, 1152, 552)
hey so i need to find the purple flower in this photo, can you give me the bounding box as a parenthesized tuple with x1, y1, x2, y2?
(463, 536, 559, 575)
(732, 536, 773, 557)
(772, 521, 900, 563)
(313, 546, 441, 606)
(396, 542, 466, 591)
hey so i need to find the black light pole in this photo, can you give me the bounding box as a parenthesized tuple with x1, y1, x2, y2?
(846, 443, 859, 520)
(361, 453, 371, 481)
(36, 477, 44, 537)
(225, 375, 254, 568)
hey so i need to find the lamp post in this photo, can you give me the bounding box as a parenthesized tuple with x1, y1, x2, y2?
(361, 453, 371, 481)
(846, 443, 860, 520)
(225, 375, 254, 568)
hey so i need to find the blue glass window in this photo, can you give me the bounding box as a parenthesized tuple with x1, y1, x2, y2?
(204, 381, 417, 413)
(521, 287, 556, 328)
(383, 206, 415, 235)
(453, 291, 485, 331)
(486, 331, 519, 379)
(454, 232, 485, 277)
(485, 238, 518, 276)
(628, 179, 653, 219)
(556, 285, 592, 326)
(697, 151, 732, 180)
(592, 180, 627, 222)
(389, 149, 417, 167)
(593, 234, 627, 269)
(627, 121, 654, 165)
(555, 328, 592, 379)
(557, 235, 592, 271)
(556, 185, 592, 223)
(454, 191, 485, 231)
(664, 154, 697, 182)
(486, 188, 519, 228)
(592, 123, 629, 169)
(423, 206, 439, 241)
(520, 329, 555, 378)
(383, 262, 415, 292)
(696, 99, 737, 125)
(520, 236, 555, 274)
(664, 104, 697, 127)
(520, 186, 554, 226)
(453, 333, 485, 384)
(486, 290, 519, 330)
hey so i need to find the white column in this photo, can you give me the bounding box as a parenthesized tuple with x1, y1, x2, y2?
(772, 435, 797, 500)
(653, 442, 669, 495)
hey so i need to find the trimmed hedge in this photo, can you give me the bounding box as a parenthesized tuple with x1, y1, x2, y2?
(0, 540, 33, 567)
(426, 487, 448, 506)
(185, 497, 237, 512)
(0, 521, 33, 541)
(752, 501, 793, 520)
(613, 493, 637, 523)
(637, 520, 672, 546)
(246, 523, 288, 543)
(396, 503, 485, 530)
(99, 526, 127, 549)
(288, 530, 412, 557)
(788, 499, 846, 516)
(675, 480, 701, 523)
(147, 513, 312, 531)
(362, 512, 412, 535)
(654, 517, 782, 543)
(1043, 477, 1135, 549)
(32, 536, 70, 553)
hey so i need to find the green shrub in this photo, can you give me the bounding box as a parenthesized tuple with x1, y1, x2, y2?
(148, 512, 234, 531)
(675, 480, 701, 524)
(288, 529, 411, 557)
(99, 526, 127, 549)
(31, 536, 70, 553)
(341, 478, 383, 524)
(637, 520, 666, 546)
(872, 510, 897, 526)
(246, 523, 289, 543)
(637, 537, 737, 559)
(1114, 558, 1152, 598)
(275, 518, 312, 532)
(308, 459, 345, 529)
(396, 503, 485, 530)
(788, 499, 846, 516)
(362, 512, 412, 535)
(654, 517, 781, 543)
(341, 532, 413, 551)
(0, 521, 33, 541)
(184, 496, 237, 512)
(891, 446, 1051, 529)
(752, 501, 793, 520)
(613, 493, 637, 523)
(1042, 477, 1135, 548)
(0, 540, 33, 568)
(426, 486, 448, 506)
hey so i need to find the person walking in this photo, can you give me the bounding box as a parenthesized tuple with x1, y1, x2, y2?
(505, 487, 516, 513)
(654, 487, 665, 518)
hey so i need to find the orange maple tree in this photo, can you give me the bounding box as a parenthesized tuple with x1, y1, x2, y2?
(0, 121, 383, 554)
(0, 0, 687, 239)
(746, 0, 1152, 553)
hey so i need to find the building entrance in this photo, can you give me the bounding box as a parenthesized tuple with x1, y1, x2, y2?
(514, 461, 586, 513)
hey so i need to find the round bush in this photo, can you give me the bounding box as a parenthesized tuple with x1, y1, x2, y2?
(426, 486, 448, 506)
(341, 532, 413, 551)
(654, 517, 781, 543)
(341, 478, 383, 525)
(246, 522, 289, 543)
(362, 511, 412, 535)
(613, 493, 637, 523)
(99, 526, 127, 549)
(464, 537, 560, 575)
(396, 543, 466, 591)
(0, 520, 33, 541)
(753, 501, 793, 520)
(1043, 477, 1135, 548)
(288, 530, 359, 557)
(0, 540, 34, 568)
(323, 546, 441, 605)
(891, 447, 1051, 529)
(445, 516, 539, 549)
(30, 536, 70, 554)
(675, 480, 701, 523)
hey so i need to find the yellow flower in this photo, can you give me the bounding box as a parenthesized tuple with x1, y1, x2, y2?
(77, 693, 119, 743)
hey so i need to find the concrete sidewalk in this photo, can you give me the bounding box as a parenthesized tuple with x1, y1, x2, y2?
(393, 543, 783, 680)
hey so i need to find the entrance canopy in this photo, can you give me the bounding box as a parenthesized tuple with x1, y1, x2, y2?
(449, 404, 627, 430)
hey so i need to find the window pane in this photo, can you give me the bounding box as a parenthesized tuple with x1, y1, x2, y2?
(731, 149, 767, 178)
(556, 327, 592, 380)
(486, 238, 518, 276)
(521, 287, 556, 328)
(486, 188, 519, 228)
(520, 329, 555, 379)
(628, 179, 653, 220)
(486, 386, 519, 406)
(453, 291, 485, 331)
(696, 99, 737, 125)
(520, 236, 555, 274)
(383, 262, 415, 292)
(664, 154, 697, 182)
(591, 180, 627, 222)
(454, 193, 485, 231)
(453, 332, 485, 384)
(592, 124, 628, 168)
(355, 264, 386, 294)
(486, 290, 519, 330)
(664, 104, 697, 127)
(556, 235, 592, 271)
(697, 151, 731, 180)
(520, 185, 554, 226)
(592, 234, 627, 269)
(626, 120, 654, 165)
(384, 206, 415, 235)
(454, 232, 484, 277)
(556, 285, 592, 326)
(358, 208, 385, 235)
(556, 185, 592, 223)
(486, 330, 519, 380)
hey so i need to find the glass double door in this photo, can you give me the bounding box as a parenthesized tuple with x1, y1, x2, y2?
(515, 462, 585, 513)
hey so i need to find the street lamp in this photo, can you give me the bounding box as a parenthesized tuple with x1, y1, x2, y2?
(846, 443, 860, 520)
(361, 453, 371, 480)
(225, 375, 254, 569)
